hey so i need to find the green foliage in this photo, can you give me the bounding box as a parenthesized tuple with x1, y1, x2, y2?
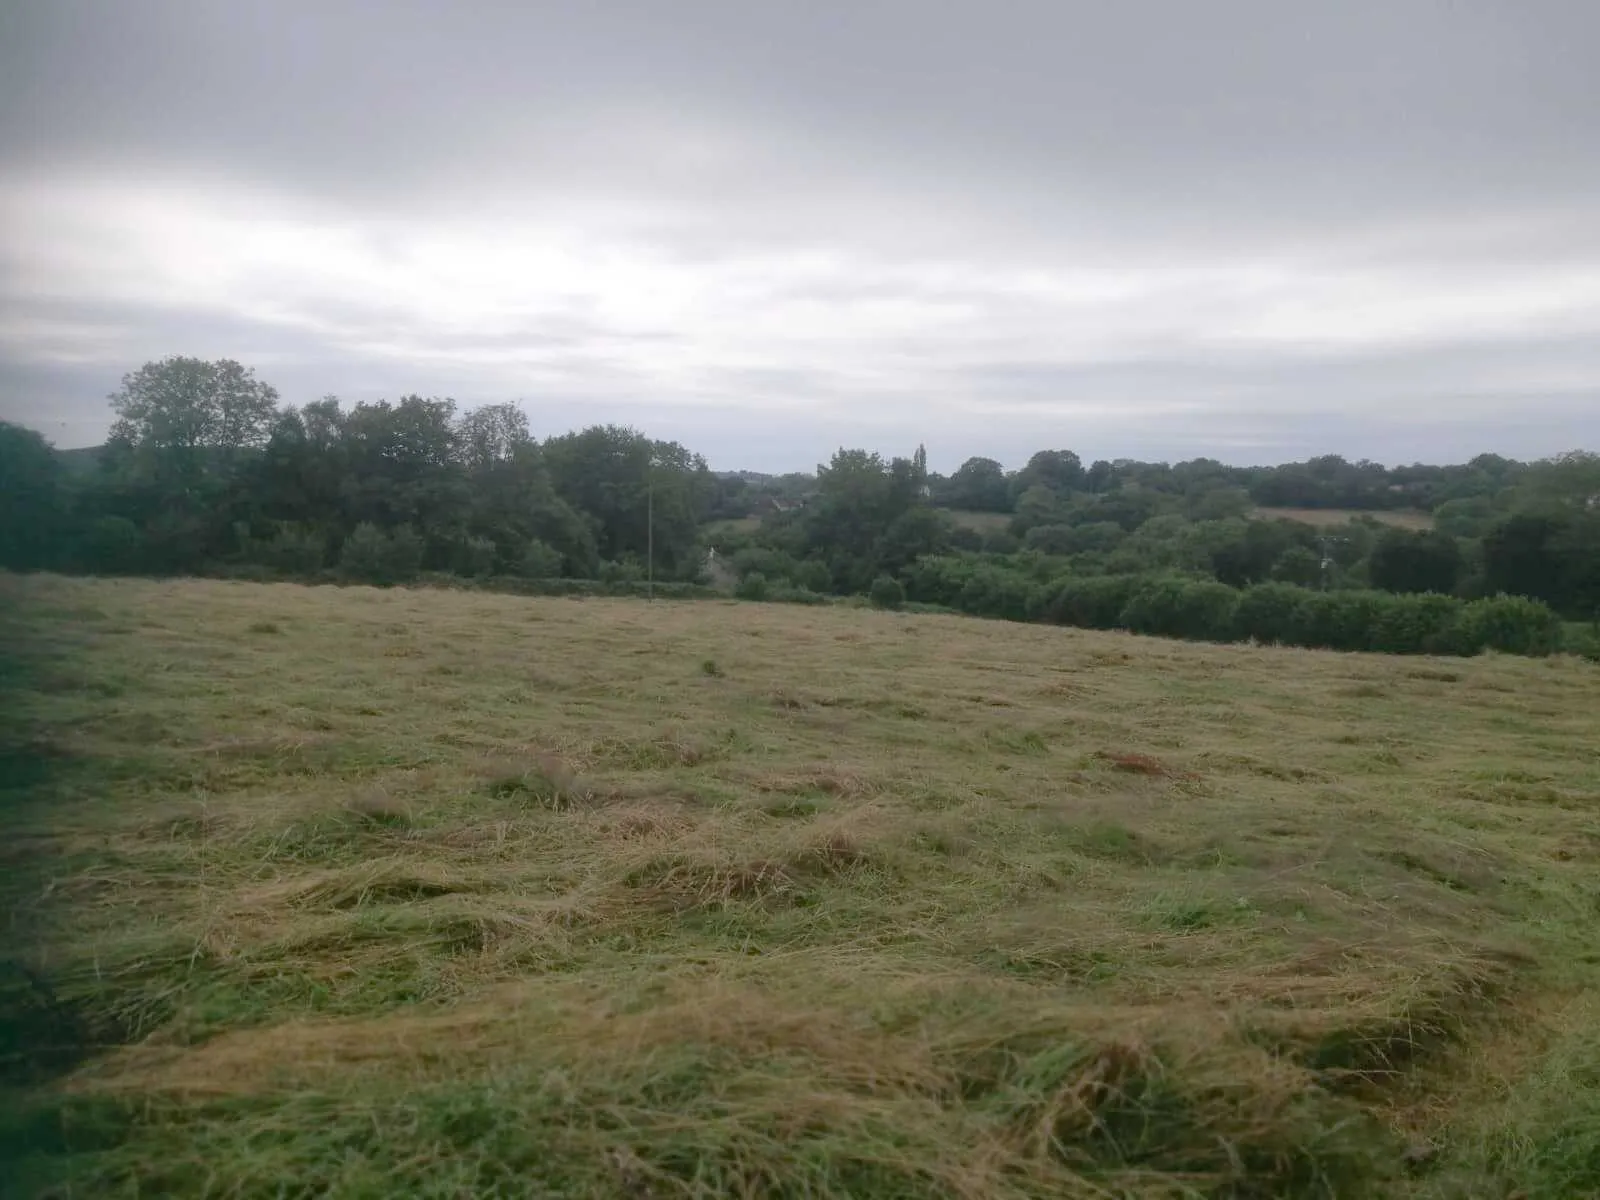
(868, 575, 906, 610)
(451, 535, 497, 578)
(1010, 448, 1084, 501)
(0, 422, 65, 570)
(792, 559, 833, 594)
(1118, 577, 1241, 642)
(1270, 546, 1324, 588)
(4, 355, 1597, 656)
(938, 456, 1010, 512)
(801, 446, 934, 592)
(1368, 592, 1467, 655)
(248, 526, 327, 575)
(1233, 583, 1311, 645)
(109, 356, 280, 461)
(1456, 595, 1567, 657)
(1022, 523, 1078, 555)
(1284, 590, 1389, 653)
(735, 572, 770, 601)
(1367, 528, 1463, 595)
(339, 523, 424, 585)
(768, 585, 831, 605)
(540, 424, 711, 580)
(512, 539, 563, 579)
(82, 516, 144, 575)
(1041, 575, 1143, 630)
(1482, 510, 1600, 620)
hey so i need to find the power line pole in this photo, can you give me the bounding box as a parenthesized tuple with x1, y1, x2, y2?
(647, 462, 654, 602)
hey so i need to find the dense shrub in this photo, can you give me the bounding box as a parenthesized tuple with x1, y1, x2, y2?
(339, 522, 424, 584)
(768, 585, 830, 606)
(954, 566, 1034, 622)
(1119, 577, 1241, 642)
(1455, 595, 1566, 657)
(869, 574, 906, 610)
(452, 535, 497, 578)
(792, 559, 833, 594)
(979, 530, 1022, 555)
(735, 571, 770, 601)
(902, 555, 976, 608)
(1369, 592, 1467, 655)
(81, 515, 144, 574)
(732, 547, 804, 584)
(1022, 524, 1078, 555)
(1041, 575, 1143, 630)
(1284, 590, 1388, 652)
(1234, 582, 1311, 645)
(597, 558, 644, 584)
(253, 526, 327, 575)
(513, 538, 564, 579)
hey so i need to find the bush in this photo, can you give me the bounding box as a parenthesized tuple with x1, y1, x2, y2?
(769, 585, 830, 606)
(1234, 582, 1311, 645)
(732, 547, 804, 584)
(1119, 577, 1241, 642)
(955, 566, 1034, 622)
(869, 575, 906, 610)
(79, 515, 144, 574)
(1285, 589, 1389, 652)
(1456, 595, 1566, 657)
(792, 559, 833, 594)
(453, 535, 497, 578)
(513, 538, 563, 579)
(902, 555, 977, 608)
(1042, 575, 1143, 630)
(735, 571, 770, 601)
(1369, 592, 1466, 655)
(979, 530, 1021, 555)
(1022, 524, 1078, 555)
(256, 527, 327, 575)
(339, 522, 423, 585)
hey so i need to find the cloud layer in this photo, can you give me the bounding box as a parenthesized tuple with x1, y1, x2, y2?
(3, 0, 1598, 468)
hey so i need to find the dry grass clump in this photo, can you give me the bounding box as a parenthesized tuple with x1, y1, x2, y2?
(3, 573, 1598, 1197)
(472, 752, 588, 807)
(341, 786, 413, 828)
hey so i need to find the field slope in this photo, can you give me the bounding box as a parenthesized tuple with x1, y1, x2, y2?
(2, 574, 1597, 1198)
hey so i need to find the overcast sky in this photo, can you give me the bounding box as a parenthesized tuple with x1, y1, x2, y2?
(2, 1, 1597, 471)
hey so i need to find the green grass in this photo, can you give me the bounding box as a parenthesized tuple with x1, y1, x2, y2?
(2, 573, 1598, 1197)
(1251, 506, 1436, 530)
(942, 508, 1014, 533)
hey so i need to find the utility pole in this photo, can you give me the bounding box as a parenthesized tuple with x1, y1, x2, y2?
(647, 462, 654, 602)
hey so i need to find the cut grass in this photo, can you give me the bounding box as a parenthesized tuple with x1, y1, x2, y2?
(1, 572, 1597, 1197)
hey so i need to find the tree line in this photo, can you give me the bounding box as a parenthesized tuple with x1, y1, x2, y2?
(2, 357, 714, 588)
(2, 355, 1597, 657)
(715, 447, 1600, 630)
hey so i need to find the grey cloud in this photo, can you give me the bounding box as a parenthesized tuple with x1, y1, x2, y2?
(2, 1, 1599, 464)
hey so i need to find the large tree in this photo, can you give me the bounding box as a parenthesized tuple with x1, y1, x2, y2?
(0, 422, 66, 569)
(109, 357, 281, 464)
(542, 425, 710, 577)
(1367, 529, 1463, 595)
(940, 456, 1011, 512)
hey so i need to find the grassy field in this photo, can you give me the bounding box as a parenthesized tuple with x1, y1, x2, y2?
(944, 509, 1014, 533)
(3, 574, 1598, 1198)
(1251, 507, 1436, 531)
